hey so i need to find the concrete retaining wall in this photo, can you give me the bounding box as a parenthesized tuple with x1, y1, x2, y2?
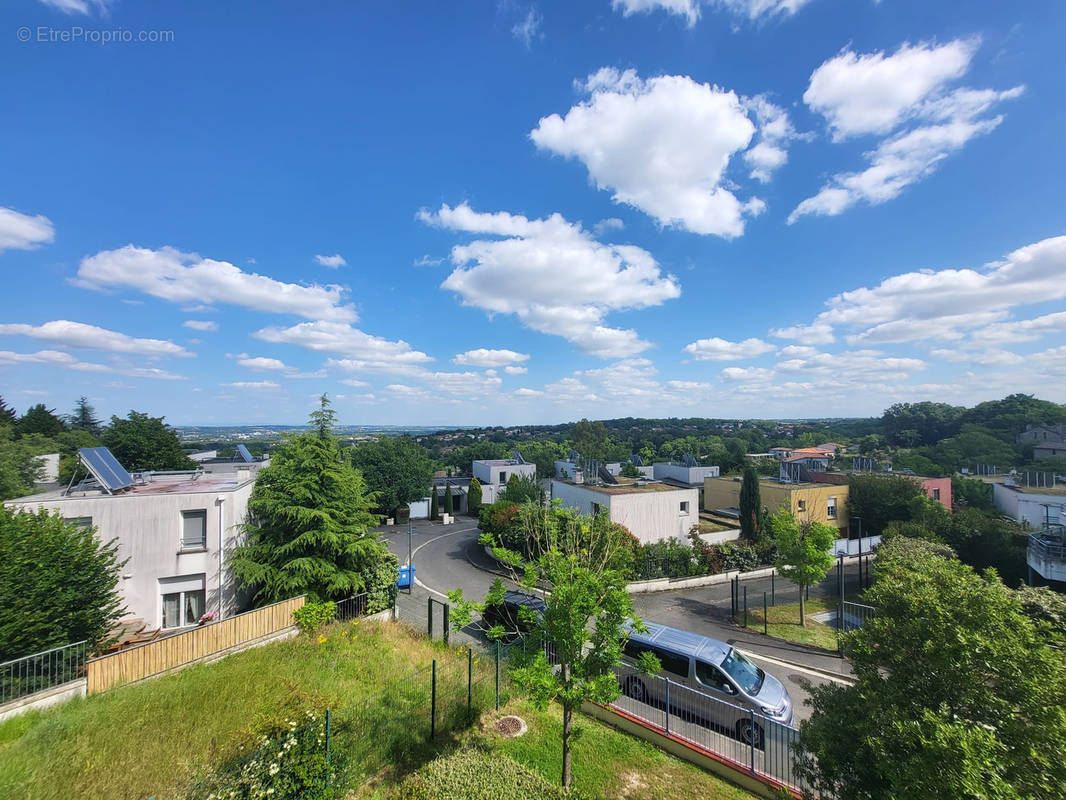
(0, 678, 87, 723)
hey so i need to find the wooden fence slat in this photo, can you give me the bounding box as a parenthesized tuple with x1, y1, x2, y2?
(85, 596, 305, 694)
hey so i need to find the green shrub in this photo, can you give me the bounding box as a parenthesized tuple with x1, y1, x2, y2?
(362, 549, 399, 614)
(716, 541, 760, 572)
(192, 710, 335, 800)
(398, 747, 569, 800)
(633, 539, 702, 579)
(293, 602, 336, 634)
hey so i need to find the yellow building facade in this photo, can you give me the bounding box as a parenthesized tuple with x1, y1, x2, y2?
(703, 477, 850, 534)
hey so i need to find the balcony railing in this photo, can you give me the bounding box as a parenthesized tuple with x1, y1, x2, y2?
(1028, 530, 1066, 564)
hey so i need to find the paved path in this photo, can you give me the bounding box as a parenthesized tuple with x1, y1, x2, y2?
(375, 518, 859, 724)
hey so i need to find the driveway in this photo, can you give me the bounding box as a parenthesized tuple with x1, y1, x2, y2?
(375, 519, 856, 725)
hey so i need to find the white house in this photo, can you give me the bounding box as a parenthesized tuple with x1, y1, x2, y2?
(549, 478, 698, 546)
(474, 456, 536, 504)
(652, 460, 720, 487)
(6, 470, 254, 632)
(993, 481, 1066, 528)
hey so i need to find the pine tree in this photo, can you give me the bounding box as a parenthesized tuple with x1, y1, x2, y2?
(0, 397, 15, 428)
(16, 404, 67, 438)
(69, 396, 103, 436)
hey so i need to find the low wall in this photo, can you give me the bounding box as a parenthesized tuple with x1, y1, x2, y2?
(694, 528, 741, 546)
(0, 678, 87, 723)
(626, 566, 775, 594)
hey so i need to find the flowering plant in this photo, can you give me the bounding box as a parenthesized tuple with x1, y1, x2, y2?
(198, 612, 217, 625)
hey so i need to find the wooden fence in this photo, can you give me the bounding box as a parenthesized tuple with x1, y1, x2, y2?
(86, 596, 306, 694)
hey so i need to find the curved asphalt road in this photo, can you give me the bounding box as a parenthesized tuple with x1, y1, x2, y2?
(377, 519, 854, 724)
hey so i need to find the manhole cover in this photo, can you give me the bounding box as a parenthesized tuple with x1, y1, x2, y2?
(494, 715, 528, 738)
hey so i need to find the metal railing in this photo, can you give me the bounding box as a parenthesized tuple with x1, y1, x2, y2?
(335, 593, 370, 622)
(0, 640, 87, 704)
(1028, 532, 1066, 563)
(608, 671, 810, 794)
(839, 601, 876, 633)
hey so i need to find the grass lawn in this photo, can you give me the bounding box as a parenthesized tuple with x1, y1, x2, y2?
(736, 594, 840, 651)
(0, 620, 759, 800)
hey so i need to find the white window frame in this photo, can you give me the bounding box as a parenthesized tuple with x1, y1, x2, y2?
(679, 501, 690, 515)
(827, 496, 837, 519)
(180, 509, 208, 551)
(159, 574, 206, 630)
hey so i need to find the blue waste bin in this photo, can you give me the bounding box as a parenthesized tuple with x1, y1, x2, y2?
(397, 564, 415, 588)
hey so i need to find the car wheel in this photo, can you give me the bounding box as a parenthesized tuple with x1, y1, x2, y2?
(736, 719, 764, 748)
(624, 676, 647, 703)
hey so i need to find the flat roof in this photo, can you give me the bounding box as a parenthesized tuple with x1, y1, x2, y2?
(7, 471, 252, 503)
(999, 482, 1066, 496)
(552, 478, 689, 495)
(474, 459, 529, 466)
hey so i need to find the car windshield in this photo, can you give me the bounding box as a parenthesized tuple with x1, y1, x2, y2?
(720, 648, 764, 695)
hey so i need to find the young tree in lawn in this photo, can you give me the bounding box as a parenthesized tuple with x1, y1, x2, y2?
(797, 538, 1066, 799)
(449, 501, 652, 790)
(0, 507, 126, 659)
(468, 477, 482, 513)
(738, 466, 762, 542)
(228, 397, 396, 611)
(102, 411, 195, 472)
(771, 508, 836, 626)
(443, 483, 453, 515)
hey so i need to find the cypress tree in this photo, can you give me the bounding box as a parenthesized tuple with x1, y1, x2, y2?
(430, 486, 439, 519)
(739, 466, 762, 542)
(468, 477, 483, 513)
(443, 483, 454, 515)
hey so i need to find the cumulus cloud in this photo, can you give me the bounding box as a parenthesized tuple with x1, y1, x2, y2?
(314, 253, 347, 268)
(0, 319, 192, 357)
(514, 387, 544, 397)
(504, 365, 528, 375)
(791, 40, 1023, 222)
(252, 321, 432, 373)
(721, 366, 775, 382)
(774, 349, 925, 379)
(75, 245, 355, 321)
(0, 207, 55, 255)
(0, 349, 183, 379)
(979, 311, 1066, 345)
(222, 381, 281, 390)
(531, 68, 773, 238)
(593, 218, 625, 236)
(237, 356, 288, 371)
(742, 95, 797, 183)
(930, 348, 1023, 367)
(339, 378, 370, 387)
(452, 348, 530, 368)
(183, 320, 218, 332)
(769, 321, 835, 345)
(420, 202, 680, 358)
(610, 0, 811, 26)
(683, 336, 774, 361)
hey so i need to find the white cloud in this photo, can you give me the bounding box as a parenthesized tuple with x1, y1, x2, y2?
(776, 344, 818, 358)
(666, 380, 714, 392)
(183, 320, 218, 332)
(930, 348, 1023, 367)
(791, 40, 1023, 222)
(75, 245, 355, 321)
(253, 321, 432, 372)
(514, 387, 544, 397)
(769, 321, 835, 345)
(453, 348, 531, 368)
(420, 202, 680, 358)
(979, 311, 1066, 345)
(683, 336, 774, 361)
(0, 207, 55, 254)
(0, 319, 192, 357)
(314, 253, 347, 268)
(339, 378, 370, 387)
(530, 68, 768, 238)
(721, 366, 775, 382)
(511, 4, 543, 48)
(222, 381, 281, 390)
(774, 349, 926, 379)
(742, 95, 796, 183)
(544, 376, 597, 402)
(237, 356, 289, 371)
(0, 349, 184, 380)
(413, 254, 443, 267)
(37, 0, 112, 14)
(610, 0, 810, 26)
(504, 365, 528, 375)
(804, 40, 978, 140)
(846, 311, 1007, 345)
(593, 218, 625, 236)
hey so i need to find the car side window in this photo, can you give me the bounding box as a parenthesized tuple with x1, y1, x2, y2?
(695, 660, 735, 694)
(623, 642, 689, 677)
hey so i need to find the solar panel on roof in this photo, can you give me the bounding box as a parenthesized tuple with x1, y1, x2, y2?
(78, 447, 134, 492)
(681, 454, 699, 468)
(512, 450, 526, 465)
(236, 444, 254, 462)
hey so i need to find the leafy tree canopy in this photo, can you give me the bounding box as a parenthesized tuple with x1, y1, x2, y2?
(568, 418, 608, 462)
(102, 411, 195, 472)
(16, 403, 67, 438)
(797, 540, 1066, 799)
(881, 401, 965, 447)
(770, 508, 836, 626)
(68, 396, 103, 436)
(348, 435, 435, 515)
(738, 466, 763, 543)
(0, 507, 126, 659)
(846, 473, 925, 537)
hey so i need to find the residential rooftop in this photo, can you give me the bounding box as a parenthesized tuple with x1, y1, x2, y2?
(7, 470, 254, 503)
(552, 477, 689, 495)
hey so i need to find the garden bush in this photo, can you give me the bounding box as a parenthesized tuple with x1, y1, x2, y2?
(293, 602, 336, 634)
(716, 541, 760, 572)
(398, 747, 569, 800)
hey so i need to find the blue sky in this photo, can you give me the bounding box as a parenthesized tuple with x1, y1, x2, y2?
(1, 0, 1064, 426)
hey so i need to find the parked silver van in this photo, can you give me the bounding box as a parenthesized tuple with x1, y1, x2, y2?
(618, 620, 794, 745)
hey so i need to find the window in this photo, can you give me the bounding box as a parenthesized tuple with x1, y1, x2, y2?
(796, 499, 806, 512)
(181, 510, 207, 550)
(932, 488, 941, 501)
(827, 496, 837, 518)
(623, 641, 689, 677)
(680, 501, 690, 515)
(160, 575, 206, 629)
(499, 471, 506, 486)
(695, 660, 735, 694)
(64, 516, 93, 529)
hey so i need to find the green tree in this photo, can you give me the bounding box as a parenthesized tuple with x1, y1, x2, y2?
(881, 401, 965, 446)
(450, 502, 648, 790)
(932, 424, 1019, 472)
(569, 418, 608, 461)
(228, 399, 396, 611)
(429, 486, 439, 520)
(619, 462, 642, 478)
(16, 404, 67, 438)
(846, 473, 925, 536)
(0, 397, 16, 427)
(502, 473, 543, 505)
(738, 466, 762, 543)
(468, 477, 482, 513)
(0, 507, 126, 659)
(68, 396, 103, 436)
(0, 429, 45, 500)
(102, 411, 195, 472)
(348, 435, 436, 516)
(797, 540, 1066, 799)
(443, 483, 453, 515)
(771, 508, 836, 626)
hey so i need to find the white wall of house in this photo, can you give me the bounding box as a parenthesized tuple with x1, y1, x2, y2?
(652, 462, 720, 486)
(6, 479, 254, 630)
(549, 480, 698, 545)
(472, 460, 536, 490)
(993, 483, 1065, 527)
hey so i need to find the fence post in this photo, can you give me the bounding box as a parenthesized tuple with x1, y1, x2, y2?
(495, 640, 500, 710)
(749, 709, 757, 774)
(431, 659, 437, 740)
(837, 554, 845, 656)
(743, 586, 748, 629)
(771, 570, 775, 606)
(325, 707, 332, 764)
(427, 597, 433, 638)
(467, 647, 473, 712)
(763, 592, 768, 635)
(443, 603, 451, 647)
(664, 679, 670, 736)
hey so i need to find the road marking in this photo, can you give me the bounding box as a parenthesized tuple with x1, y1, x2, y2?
(404, 525, 480, 599)
(736, 648, 854, 686)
